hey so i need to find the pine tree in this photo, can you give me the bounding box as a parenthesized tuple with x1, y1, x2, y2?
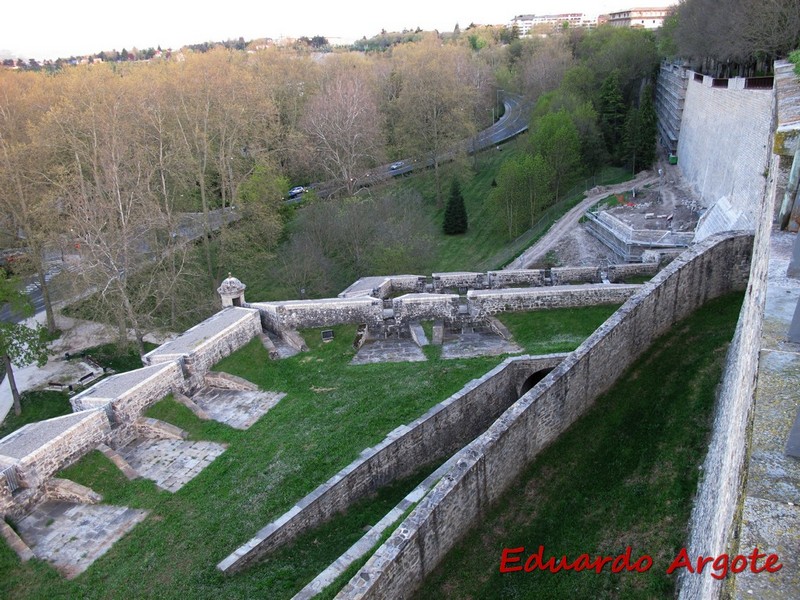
(443, 179, 468, 235)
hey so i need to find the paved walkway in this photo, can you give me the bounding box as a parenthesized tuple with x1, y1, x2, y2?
(119, 438, 227, 493)
(192, 388, 286, 430)
(441, 332, 523, 359)
(14, 501, 148, 579)
(351, 338, 427, 365)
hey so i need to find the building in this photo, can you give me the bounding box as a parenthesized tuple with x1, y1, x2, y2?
(607, 7, 672, 29)
(509, 13, 595, 35)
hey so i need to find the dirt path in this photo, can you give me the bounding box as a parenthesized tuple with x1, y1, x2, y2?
(505, 171, 659, 270)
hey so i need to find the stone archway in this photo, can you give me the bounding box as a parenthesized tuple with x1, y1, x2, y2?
(518, 368, 554, 399)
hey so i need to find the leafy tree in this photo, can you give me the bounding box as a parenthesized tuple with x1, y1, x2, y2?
(523, 153, 555, 227)
(443, 179, 468, 234)
(301, 55, 384, 195)
(0, 271, 48, 416)
(393, 37, 477, 206)
(530, 109, 581, 199)
(599, 70, 626, 161)
(623, 86, 658, 173)
(491, 157, 529, 238)
(673, 0, 800, 75)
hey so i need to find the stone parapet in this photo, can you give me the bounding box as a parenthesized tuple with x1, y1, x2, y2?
(251, 298, 384, 333)
(467, 284, 638, 316)
(392, 294, 460, 327)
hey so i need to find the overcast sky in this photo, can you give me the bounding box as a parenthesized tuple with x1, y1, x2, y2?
(2, 0, 677, 61)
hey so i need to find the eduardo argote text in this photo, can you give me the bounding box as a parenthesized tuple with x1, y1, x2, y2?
(500, 545, 782, 580)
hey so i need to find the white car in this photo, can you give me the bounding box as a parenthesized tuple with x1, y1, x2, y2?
(390, 162, 404, 171)
(287, 186, 306, 199)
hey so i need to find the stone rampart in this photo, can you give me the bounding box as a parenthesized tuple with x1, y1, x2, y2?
(143, 307, 261, 388)
(392, 294, 460, 327)
(251, 298, 384, 333)
(432, 272, 487, 292)
(217, 354, 567, 574)
(337, 231, 753, 600)
(0, 410, 111, 518)
(71, 361, 184, 428)
(677, 72, 773, 239)
(677, 148, 777, 600)
(468, 284, 639, 316)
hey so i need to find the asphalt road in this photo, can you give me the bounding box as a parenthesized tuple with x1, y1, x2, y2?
(296, 92, 533, 200)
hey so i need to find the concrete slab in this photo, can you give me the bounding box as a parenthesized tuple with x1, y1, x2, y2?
(118, 438, 226, 493)
(440, 331, 523, 359)
(191, 388, 286, 430)
(13, 501, 148, 579)
(268, 332, 301, 359)
(351, 338, 427, 365)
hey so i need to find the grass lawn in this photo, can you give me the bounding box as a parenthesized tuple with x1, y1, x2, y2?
(393, 146, 632, 273)
(417, 292, 744, 599)
(497, 304, 620, 355)
(0, 306, 614, 600)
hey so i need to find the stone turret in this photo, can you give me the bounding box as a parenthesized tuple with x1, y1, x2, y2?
(218, 273, 246, 307)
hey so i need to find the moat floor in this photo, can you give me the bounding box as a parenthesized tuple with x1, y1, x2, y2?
(14, 501, 148, 578)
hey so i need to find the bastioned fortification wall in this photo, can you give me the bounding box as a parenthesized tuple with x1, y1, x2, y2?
(677, 73, 774, 240)
(337, 231, 753, 599)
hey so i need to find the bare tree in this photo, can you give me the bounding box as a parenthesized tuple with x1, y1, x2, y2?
(301, 55, 384, 195)
(0, 70, 60, 334)
(518, 37, 575, 102)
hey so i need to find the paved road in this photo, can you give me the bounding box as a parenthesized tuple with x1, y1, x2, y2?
(298, 92, 533, 199)
(504, 171, 659, 270)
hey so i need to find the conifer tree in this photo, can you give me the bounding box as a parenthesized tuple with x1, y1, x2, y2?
(443, 179, 468, 235)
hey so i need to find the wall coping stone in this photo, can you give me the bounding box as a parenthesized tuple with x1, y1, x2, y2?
(145, 307, 258, 360)
(0, 410, 105, 460)
(71, 362, 180, 402)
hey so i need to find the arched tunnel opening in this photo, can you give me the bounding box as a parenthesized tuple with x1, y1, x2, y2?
(518, 368, 555, 399)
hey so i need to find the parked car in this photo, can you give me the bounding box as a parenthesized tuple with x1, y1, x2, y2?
(287, 185, 306, 199)
(389, 162, 404, 171)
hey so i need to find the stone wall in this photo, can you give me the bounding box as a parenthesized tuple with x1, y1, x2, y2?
(217, 354, 567, 574)
(432, 272, 488, 292)
(468, 284, 639, 316)
(251, 298, 384, 333)
(551, 266, 602, 285)
(607, 263, 659, 282)
(71, 362, 184, 428)
(337, 232, 753, 600)
(677, 72, 774, 239)
(392, 294, 460, 327)
(0, 410, 111, 518)
(388, 276, 426, 296)
(487, 269, 547, 288)
(677, 126, 778, 600)
(143, 307, 261, 389)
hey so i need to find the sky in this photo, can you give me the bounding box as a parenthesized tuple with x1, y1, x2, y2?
(1, 0, 677, 61)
